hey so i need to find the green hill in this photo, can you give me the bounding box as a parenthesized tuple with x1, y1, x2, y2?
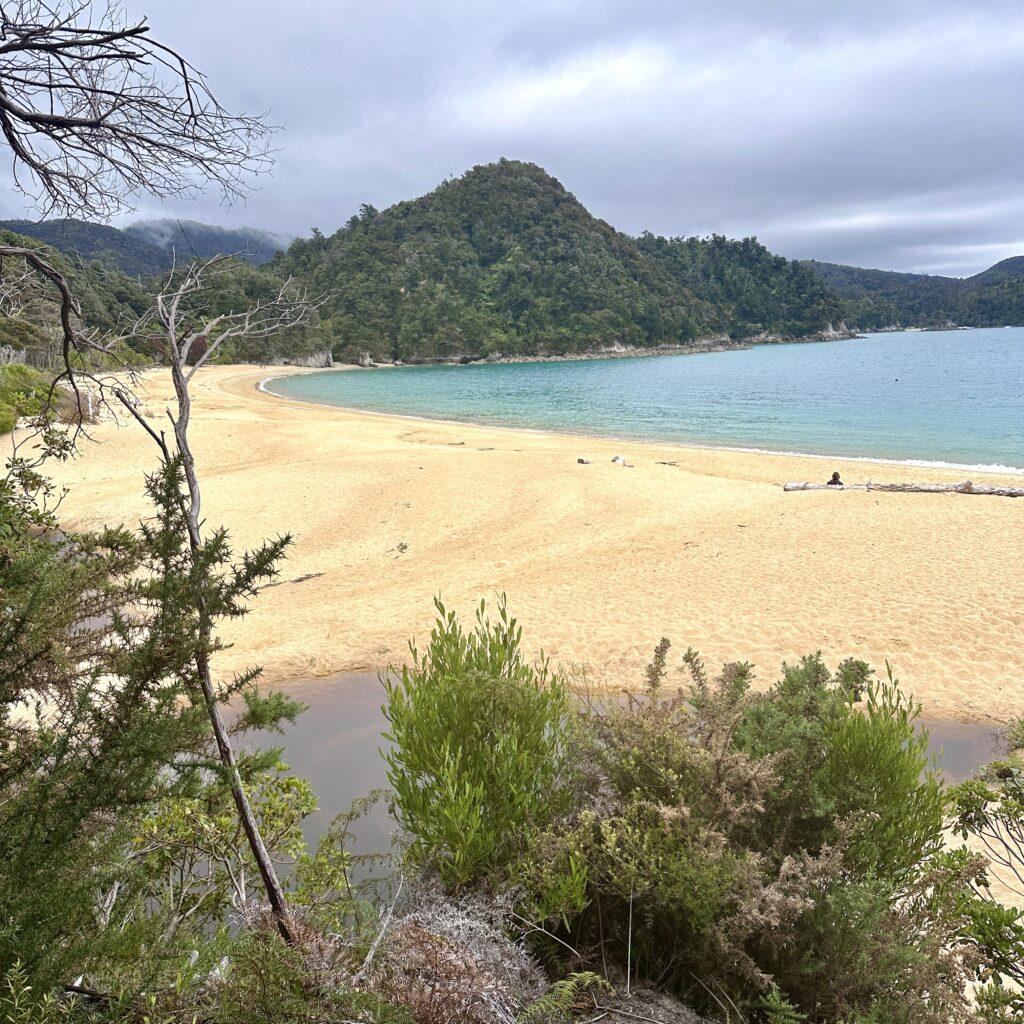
(801, 258, 1024, 329)
(969, 255, 1024, 286)
(0, 218, 169, 278)
(272, 159, 845, 361)
(11, 160, 1018, 364)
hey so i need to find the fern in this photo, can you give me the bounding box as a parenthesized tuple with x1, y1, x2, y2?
(518, 971, 611, 1023)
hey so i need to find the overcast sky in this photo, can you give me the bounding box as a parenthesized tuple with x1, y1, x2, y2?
(6, 0, 1023, 276)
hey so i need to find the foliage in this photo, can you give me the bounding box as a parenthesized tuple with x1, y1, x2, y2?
(759, 985, 806, 1024)
(0, 363, 51, 433)
(273, 160, 844, 361)
(383, 597, 573, 888)
(0, 229, 150, 342)
(637, 232, 844, 338)
(950, 718, 1024, 989)
(802, 258, 1024, 329)
(733, 657, 946, 879)
(0, 454, 310, 990)
(507, 648, 991, 1021)
(517, 972, 611, 1023)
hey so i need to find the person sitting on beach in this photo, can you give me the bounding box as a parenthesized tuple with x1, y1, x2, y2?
(827, 471, 843, 487)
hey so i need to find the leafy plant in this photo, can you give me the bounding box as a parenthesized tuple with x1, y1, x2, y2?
(383, 598, 573, 888)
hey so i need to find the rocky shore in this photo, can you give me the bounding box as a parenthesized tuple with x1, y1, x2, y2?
(342, 323, 860, 369)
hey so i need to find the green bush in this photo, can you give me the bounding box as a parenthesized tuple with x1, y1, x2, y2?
(383, 598, 573, 888)
(733, 656, 946, 879)
(0, 364, 50, 434)
(516, 648, 986, 1021)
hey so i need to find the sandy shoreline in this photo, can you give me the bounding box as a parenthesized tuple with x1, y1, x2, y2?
(41, 363, 1024, 723)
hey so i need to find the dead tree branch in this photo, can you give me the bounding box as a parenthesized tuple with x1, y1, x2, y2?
(0, 1, 274, 218)
(127, 257, 316, 943)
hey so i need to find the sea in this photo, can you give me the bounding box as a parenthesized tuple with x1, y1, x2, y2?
(266, 327, 1024, 473)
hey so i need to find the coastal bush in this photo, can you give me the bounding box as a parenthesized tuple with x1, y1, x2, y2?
(382, 598, 573, 888)
(512, 647, 988, 1021)
(950, 717, 1024, 994)
(731, 656, 946, 878)
(0, 364, 50, 433)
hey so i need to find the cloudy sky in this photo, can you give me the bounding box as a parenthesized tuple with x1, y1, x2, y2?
(7, 0, 1024, 275)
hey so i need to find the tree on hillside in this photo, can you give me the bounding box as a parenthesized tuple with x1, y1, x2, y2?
(0, 1, 304, 943)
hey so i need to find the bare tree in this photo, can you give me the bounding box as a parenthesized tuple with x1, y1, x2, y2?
(115, 256, 315, 941)
(0, 0, 273, 220)
(0, 0, 276, 386)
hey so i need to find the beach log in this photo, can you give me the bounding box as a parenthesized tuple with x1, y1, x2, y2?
(784, 480, 1023, 497)
(783, 482, 867, 491)
(866, 481, 1024, 497)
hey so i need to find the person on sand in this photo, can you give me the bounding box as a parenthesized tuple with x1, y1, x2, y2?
(827, 471, 843, 487)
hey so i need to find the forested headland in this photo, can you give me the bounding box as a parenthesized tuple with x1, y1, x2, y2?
(5, 159, 1022, 376)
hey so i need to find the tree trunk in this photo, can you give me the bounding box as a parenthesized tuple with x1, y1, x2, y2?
(168, 359, 295, 943)
(784, 480, 1023, 497)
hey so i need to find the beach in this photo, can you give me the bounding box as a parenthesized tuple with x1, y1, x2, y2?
(43, 364, 1024, 723)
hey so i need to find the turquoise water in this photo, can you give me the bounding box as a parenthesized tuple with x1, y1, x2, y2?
(267, 328, 1024, 471)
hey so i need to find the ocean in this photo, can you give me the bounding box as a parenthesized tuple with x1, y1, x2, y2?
(266, 327, 1024, 472)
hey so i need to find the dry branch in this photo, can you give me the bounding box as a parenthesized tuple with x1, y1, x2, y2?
(784, 480, 1023, 497)
(0, 0, 273, 218)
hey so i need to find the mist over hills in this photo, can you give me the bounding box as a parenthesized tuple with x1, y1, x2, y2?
(0, 217, 289, 277)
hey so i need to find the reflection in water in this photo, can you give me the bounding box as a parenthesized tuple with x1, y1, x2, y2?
(252, 675, 1005, 849)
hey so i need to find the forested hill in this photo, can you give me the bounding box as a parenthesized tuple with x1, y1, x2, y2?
(801, 257, 1024, 329)
(0, 217, 286, 277)
(271, 159, 845, 361)
(9, 160, 1020, 365)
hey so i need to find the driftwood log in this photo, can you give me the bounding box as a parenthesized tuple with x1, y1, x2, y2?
(784, 480, 1024, 497)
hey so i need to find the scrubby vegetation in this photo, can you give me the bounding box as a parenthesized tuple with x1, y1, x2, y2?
(4, 463, 1024, 1023)
(0, 364, 51, 433)
(386, 626, 1024, 1022)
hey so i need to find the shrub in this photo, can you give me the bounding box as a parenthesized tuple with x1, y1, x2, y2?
(950, 718, 1024, 990)
(734, 657, 946, 879)
(383, 598, 573, 888)
(0, 363, 50, 434)
(516, 647, 983, 1021)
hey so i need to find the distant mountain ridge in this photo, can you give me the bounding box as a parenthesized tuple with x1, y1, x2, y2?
(0, 217, 289, 277)
(800, 257, 1024, 328)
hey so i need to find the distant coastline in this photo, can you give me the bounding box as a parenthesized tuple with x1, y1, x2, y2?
(323, 324, 861, 370)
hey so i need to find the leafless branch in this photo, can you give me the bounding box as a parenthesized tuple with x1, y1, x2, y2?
(0, 0, 275, 219)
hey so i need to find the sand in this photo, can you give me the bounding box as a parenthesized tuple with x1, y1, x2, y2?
(40, 363, 1024, 723)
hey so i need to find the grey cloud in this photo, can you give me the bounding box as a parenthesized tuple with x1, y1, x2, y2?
(2, 0, 1020, 276)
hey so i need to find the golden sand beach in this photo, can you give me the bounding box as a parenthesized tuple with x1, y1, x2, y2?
(42, 364, 1024, 723)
